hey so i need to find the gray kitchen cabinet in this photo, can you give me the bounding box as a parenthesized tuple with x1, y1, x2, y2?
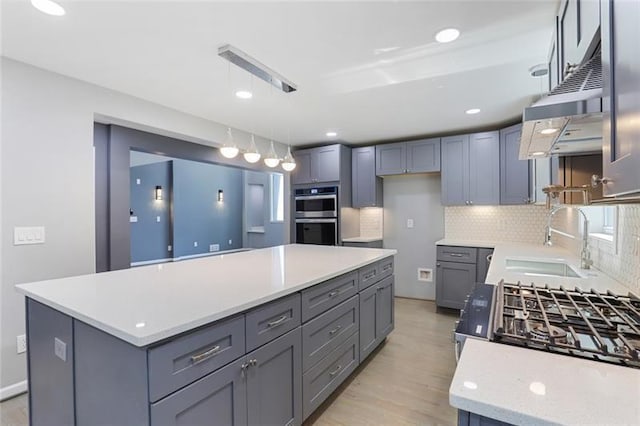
(548, 17, 561, 91)
(359, 275, 394, 361)
(458, 410, 513, 426)
(436, 261, 477, 310)
(246, 328, 302, 426)
(476, 248, 494, 284)
(352, 146, 383, 207)
(151, 357, 248, 426)
(442, 132, 499, 206)
(499, 124, 531, 205)
(292, 144, 350, 185)
(375, 138, 440, 176)
(602, 0, 640, 196)
(343, 240, 383, 249)
(558, 0, 601, 78)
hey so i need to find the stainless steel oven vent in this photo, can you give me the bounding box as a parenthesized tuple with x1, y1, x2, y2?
(218, 44, 297, 93)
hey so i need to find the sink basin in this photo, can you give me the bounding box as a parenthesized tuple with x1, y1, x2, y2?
(505, 259, 582, 278)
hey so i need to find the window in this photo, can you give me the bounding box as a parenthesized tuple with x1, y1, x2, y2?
(581, 205, 617, 241)
(270, 173, 284, 222)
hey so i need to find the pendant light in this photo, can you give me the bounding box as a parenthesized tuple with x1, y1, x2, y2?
(243, 134, 261, 163)
(281, 146, 296, 171)
(220, 127, 239, 159)
(264, 141, 280, 168)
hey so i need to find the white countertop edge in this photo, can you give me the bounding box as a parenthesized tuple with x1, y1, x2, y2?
(342, 236, 383, 242)
(435, 239, 498, 248)
(17, 249, 397, 347)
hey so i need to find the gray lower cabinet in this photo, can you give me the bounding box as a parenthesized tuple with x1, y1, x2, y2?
(499, 124, 531, 205)
(352, 146, 383, 207)
(151, 357, 248, 426)
(458, 410, 513, 426)
(246, 328, 302, 426)
(359, 275, 395, 360)
(436, 261, 476, 310)
(476, 248, 494, 284)
(343, 240, 383, 249)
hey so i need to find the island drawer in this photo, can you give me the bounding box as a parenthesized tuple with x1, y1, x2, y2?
(377, 256, 394, 282)
(358, 262, 379, 291)
(436, 246, 477, 264)
(245, 293, 301, 352)
(302, 295, 359, 372)
(148, 315, 245, 403)
(302, 331, 359, 420)
(301, 271, 358, 322)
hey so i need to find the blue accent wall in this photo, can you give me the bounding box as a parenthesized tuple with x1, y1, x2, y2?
(172, 160, 244, 257)
(130, 161, 172, 263)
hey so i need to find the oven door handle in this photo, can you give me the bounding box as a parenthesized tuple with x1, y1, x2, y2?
(295, 195, 337, 201)
(295, 218, 337, 223)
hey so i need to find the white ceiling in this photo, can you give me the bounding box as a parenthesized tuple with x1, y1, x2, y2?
(1, 0, 558, 147)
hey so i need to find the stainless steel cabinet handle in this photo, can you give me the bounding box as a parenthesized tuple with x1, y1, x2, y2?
(436, 263, 441, 267)
(382, 264, 392, 271)
(328, 364, 342, 377)
(450, 253, 464, 257)
(469, 201, 473, 205)
(376, 286, 384, 291)
(249, 358, 258, 367)
(329, 325, 342, 336)
(364, 272, 376, 280)
(328, 290, 340, 298)
(486, 254, 493, 263)
(241, 361, 250, 378)
(190, 345, 221, 364)
(267, 315, 288, 328)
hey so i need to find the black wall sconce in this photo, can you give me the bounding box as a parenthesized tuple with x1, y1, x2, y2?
(217, 189, 224, 202)
(155, 185, 163, 201)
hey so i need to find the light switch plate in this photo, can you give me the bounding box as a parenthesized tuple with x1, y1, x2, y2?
(406, 219, 414, 229)
(54, 337, 66, 362)
(14, 226, 45, 245)
(16, 334, 26, 354)
(210, 244, 220, 252)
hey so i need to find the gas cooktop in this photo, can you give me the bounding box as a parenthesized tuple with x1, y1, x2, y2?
(493, 281, 640, 368)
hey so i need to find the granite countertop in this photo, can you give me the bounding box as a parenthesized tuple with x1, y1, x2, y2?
(16, 244, 396, 347)
(451, 339, 640, 425)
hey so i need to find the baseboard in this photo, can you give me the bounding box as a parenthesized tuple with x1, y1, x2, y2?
(0, 380, 27, 401)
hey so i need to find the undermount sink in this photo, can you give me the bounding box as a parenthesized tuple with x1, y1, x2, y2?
(505, 258, 582, 278)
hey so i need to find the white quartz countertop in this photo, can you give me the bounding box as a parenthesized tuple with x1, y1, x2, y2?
(342, 236, 383, 243)
(16, 244, 396, 347)
(436, 239, 497, 248)
(450, 339, 640, 425)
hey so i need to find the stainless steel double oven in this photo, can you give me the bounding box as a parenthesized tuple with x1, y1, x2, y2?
(294, 186, 338, 245)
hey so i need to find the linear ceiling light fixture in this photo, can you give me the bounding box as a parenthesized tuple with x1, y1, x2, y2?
(218, 44, 297, 94)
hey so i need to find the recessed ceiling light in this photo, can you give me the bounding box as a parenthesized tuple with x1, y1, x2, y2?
(235, 90, 253, 100)
(540, 128, 559, 135)
(31, 0, 65, 16)
(435, 28, 460, 43)
(465, 108, 481, 115)
(532, 151, 546, 156)
(326, 131, 338, 138)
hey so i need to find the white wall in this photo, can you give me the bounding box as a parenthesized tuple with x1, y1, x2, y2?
(383, 174, 444, 300)
(0, 57, 290, 391)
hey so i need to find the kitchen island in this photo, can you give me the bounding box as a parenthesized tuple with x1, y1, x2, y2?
(439, 239, 640, 425)
(16, 244, 396, 426)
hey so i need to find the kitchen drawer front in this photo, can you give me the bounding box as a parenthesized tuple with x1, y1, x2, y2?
(436, 246, 477, 264)
(377, 256, 394, 281)
(148, 315, 245, 403)
(302, 332, 359, 420)
(301, 271, 358, 322)
(246, 293, 301, 352)
(302, 295, 359, 372)
(358, 262, 379, 291)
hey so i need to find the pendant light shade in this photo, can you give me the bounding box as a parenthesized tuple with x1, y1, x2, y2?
(281, 146, 296, 171)
(264, 140, 280, 168)
(220, 128, 239, 159)
(243, 134, 261, 163)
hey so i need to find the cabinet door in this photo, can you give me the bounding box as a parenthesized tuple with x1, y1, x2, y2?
(151, 357, 248, 426)
(312, 145, 340, 183)
(352, 147, 382, 208)
(499, 124, 530, 205)
(359, 283, 378, 361)
(441, 135, 469, 206)
(406, 138, 441, 173)
(436, 261, 477, 310)
(560, 0, 579, 72)
(376, 142, 406, 175)
(602, 0, 640, 196)
(375, 277, 394, 340)
(246, 328, 302, 426)
(469, 132, 500, 205)
(548, 17, 561, 91)
(575, 0, 601, 63)
(291, 150, 313, 185)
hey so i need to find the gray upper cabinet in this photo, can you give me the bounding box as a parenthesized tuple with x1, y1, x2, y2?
(441, 132, 499, 206)
(291, 144, 351, 185)
(557, 0, 601, 84)
(602, 0, 640, 196)
(499, 124, 531, 205)
(375, 138, 440, 176)
(352, 146, 383, 208)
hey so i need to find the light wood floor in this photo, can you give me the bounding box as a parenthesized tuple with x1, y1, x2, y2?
(0, 298, 458, 426)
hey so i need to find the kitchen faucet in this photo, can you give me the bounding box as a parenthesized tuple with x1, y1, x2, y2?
(544, 205, 593, 269)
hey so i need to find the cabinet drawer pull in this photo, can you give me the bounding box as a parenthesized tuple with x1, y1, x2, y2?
(328, 364, 342, 377)
(382, 264, 392, 271)
(190, 345, 221, 364)
(449, 253, 464, 257)
(376, 286, 384, 292)
(329, 325, 342, 336)
(267, 315, 288, 328)
(364, 272, 376, 280)
(328, 290, 340, 298)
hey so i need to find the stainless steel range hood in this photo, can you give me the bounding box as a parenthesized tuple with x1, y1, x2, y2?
(519, 54, 603, 160)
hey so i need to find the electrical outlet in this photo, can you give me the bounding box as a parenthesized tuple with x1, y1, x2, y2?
(167, 245, 172, 252)
(54, 337, 67, 362)
(156, 216, 161, 223)
(228, 239, 232, 245)
(210, 244, 220, 252)
(193, 241, 198, 247)
(136, 178, 141, 185)
(407, 219, 414, 229)
(16, 334, 26, 354)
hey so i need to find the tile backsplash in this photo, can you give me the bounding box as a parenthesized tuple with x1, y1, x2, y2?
(445, 205, 549, 244)
(359, 207, 383, 238)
